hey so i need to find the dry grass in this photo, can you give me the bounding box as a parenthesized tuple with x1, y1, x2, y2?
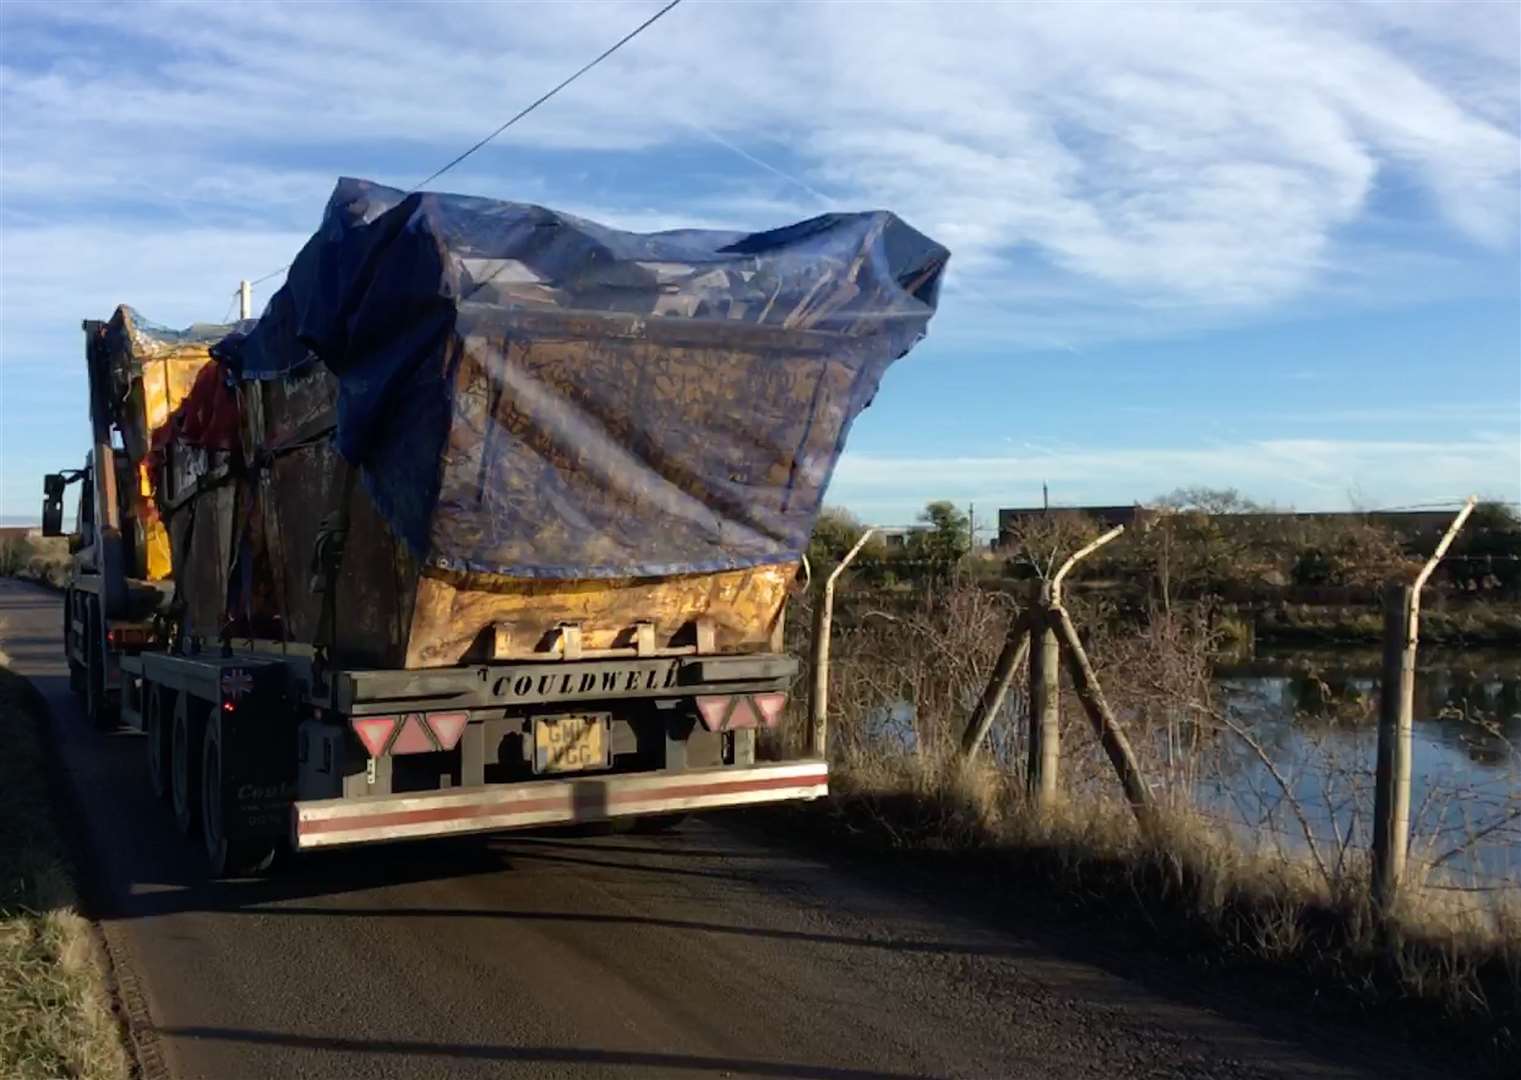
(0, 535, 72, 590)
(826, 754, 1520, 1053)
(787, 579, 1520, 1064)
(0, 666, 130, 1080)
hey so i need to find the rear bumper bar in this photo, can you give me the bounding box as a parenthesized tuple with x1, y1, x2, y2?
(292, 759, 828, 850)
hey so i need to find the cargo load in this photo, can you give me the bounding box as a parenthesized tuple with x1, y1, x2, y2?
(49, 179, 948, 870)
(89, 310, 237, 585)
(145, 177, 947, 668)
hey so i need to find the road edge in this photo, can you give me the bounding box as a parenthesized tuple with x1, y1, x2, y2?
(1, 662, 169, 1080)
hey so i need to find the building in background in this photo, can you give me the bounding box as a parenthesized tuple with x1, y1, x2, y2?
(994, 506, 1458, 552)
(872, 524, 933, 550)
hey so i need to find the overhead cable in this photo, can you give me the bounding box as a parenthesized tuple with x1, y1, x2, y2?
(242, 0, 684, 292)
(413, 0, 683, 191)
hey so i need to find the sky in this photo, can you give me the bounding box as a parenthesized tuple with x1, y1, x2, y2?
(1, 0, 1518, 533)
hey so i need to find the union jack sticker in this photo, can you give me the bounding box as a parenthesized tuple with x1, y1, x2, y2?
(221, 668, 254, 699)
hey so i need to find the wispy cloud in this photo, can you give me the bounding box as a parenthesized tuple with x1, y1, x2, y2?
(0, 2, 1516, 517)
(3, 1, 1516, 307)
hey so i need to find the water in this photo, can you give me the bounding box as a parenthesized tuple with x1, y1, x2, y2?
(1210, 646, 1521, 888)
(852, 644, 1521, 891)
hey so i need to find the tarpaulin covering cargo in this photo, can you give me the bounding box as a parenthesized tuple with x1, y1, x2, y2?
(222, 177, 948, 581)
(142, 178, 945, 667)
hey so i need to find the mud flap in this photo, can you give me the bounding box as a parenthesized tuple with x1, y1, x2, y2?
(213, 661, 299, 845)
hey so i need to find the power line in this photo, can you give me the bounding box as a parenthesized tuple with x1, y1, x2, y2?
(414, 0, 682, 191)
(242, 0, 684, 294)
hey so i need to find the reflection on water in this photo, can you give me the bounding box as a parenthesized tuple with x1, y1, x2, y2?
(848, 645, 1520, 891)
(1211, 646, 1521, 888)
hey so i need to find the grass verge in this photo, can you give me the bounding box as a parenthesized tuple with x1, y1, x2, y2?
(805, 754, 1520, 1077)
(0, 664, 130, 1080)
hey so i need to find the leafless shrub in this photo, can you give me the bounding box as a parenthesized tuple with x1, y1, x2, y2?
(999, 510, 1102, 582)
(788, 576, 1519, 1029)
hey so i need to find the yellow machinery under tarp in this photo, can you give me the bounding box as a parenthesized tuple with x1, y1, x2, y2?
(96, 307, 222, 582)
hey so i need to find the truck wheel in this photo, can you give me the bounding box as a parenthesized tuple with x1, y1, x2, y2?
(201, 714, 276, 878)
(144, 683, 173, 802)
(171, 696, 203, 839)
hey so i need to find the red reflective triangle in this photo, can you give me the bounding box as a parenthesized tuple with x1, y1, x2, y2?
(391, 715, 436, 755)
(695, 695, 733, 732)
(426, 711, 469, 751)
(726, 696, 760, 729)
(352, 716, 397, 758)
(751, 692, 787, 728)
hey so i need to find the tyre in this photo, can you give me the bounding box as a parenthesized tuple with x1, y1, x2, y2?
(171, 695, 202, 838)
(145, 682, 172, 802)
(200, 713, 277, 878)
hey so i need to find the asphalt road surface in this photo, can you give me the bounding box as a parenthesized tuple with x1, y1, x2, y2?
(0, 578, 1450, 1080)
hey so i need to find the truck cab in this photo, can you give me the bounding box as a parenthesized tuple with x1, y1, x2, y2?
(43, 319, 172, 726)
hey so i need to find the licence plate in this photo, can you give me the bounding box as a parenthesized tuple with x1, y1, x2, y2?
(533, 714, 609, 774)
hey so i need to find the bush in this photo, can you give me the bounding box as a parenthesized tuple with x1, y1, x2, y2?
(791, 578, 1519, 1071)
(1288, 518, 1418, 589)
(0, 536, 34, 577)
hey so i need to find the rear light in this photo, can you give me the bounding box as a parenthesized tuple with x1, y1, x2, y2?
(427, 711, 469, 751)
(350, 711, 471, 757)
(105, 625, 154, 649)
(352, 715, 399, 757)
(751, 692, 787, 727)
(389, 715, 435, 755)
(695, 696, 732, 730)
(695, 693, 788, 732)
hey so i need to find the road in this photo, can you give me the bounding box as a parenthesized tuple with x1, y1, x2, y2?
(0, 577, 1446, 1080)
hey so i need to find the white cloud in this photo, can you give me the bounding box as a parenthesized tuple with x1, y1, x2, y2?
(1, 2, 1516, 517)
(0, 223, 310, 363)
(2, 1, 1516, 309)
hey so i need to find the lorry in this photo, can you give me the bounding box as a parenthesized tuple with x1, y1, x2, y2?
(44, 178, 946, 875)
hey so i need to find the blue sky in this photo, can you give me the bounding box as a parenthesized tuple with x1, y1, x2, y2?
(2, 0, 1517, 532)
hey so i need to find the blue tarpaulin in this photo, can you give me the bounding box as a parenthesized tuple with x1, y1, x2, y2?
(219, 178, 947, 580)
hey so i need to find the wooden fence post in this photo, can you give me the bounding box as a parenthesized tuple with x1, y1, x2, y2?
(1372, 583, 1415, 907)
(1049, 604, 1154, 821)
(1027, 586, 1061, 808)
(808, 529, 876, 759)
(959, 620, 1030, 760)
(1371, 495, 1476, 907)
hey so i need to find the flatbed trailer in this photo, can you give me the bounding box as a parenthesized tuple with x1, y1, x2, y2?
(43, 180, 944, 877)
(118, 644, 825, 874)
